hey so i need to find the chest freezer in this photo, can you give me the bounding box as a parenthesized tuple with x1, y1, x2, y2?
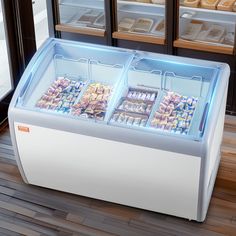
(8, 38, 229, 222)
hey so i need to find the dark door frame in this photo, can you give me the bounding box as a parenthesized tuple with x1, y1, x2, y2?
(0, 0, 37, 125)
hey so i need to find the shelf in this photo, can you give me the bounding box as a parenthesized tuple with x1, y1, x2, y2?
(113, 31, 165, 45)
(118, 0, 165, 8)
(59, 0, 104, 9)
(55, 24, 106, 37)
(174, 39, 234, 55)
(180, 6, 236, 17)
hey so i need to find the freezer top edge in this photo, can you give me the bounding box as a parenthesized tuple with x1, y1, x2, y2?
(10, 108, 204, 157)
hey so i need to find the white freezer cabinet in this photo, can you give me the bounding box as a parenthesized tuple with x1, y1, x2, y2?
(8, 38, 230, 222)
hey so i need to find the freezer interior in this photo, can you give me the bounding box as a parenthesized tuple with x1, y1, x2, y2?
(109, 54, 219, 140)
(179, 6, 236, 47)
(117, 1, 166, 36)
(15, 40, 133, 122)
(58, 0, 106, 29)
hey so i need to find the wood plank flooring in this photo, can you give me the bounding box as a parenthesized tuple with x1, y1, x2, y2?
(0, 116, 236, 236)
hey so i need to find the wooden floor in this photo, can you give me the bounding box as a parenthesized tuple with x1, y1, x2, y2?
(0, 116, 236, 236)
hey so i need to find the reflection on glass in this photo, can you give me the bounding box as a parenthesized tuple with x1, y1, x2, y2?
(32, 0, 49, 49)
(116, 0, 166, 37)
(0, 2, 12, 100)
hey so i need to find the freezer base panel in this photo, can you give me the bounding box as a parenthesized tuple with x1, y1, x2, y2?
(14, 122, 201, 220)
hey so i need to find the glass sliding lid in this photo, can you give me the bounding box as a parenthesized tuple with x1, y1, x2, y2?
(109, 52, 220, 140)
(113, 0, 166, 44)
(175, 0, 236, 55)
(15, 39, 133, 123)
(56, 0, 106, 36)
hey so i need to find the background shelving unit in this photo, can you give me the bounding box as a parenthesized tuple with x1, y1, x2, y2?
(48, 0, 236, 114)
(53, 0, 112, 45)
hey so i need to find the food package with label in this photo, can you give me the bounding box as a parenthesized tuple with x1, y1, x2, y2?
(204, 24, 225, 43)
(183, 0, 201, 7)
(131, 18, 154, 33)
(201, 0, 221, 9)
(110, 88, 157, 127)
(181, 20, 203, 41)
(151, 0, 166, 4)
(36, 77, 85, 113)
(217, 0, 235, 11)
(150, 91, 198, 135)
(118, 18, 136, 32)
(72, 82, 113, 120)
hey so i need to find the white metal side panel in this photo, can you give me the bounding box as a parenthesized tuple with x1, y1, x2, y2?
(14, 122, 201, 220)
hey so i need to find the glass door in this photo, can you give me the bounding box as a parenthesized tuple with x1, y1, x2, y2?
(0, 1, 13, 101)
(55, 0, 106, 37)
(113, 0, 166, 45)
(174, 0, 236, 55)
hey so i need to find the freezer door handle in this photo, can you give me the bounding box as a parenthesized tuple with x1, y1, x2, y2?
(17, 73, 32, 106)
(199, 102, 209, 133)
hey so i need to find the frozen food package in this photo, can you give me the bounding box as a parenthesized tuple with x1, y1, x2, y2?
(217, 0, 235, 11)
(181, 20, 203, 41)
(76, 9, 102, 25)
(204, 24, 225, 43)
(110, 111, 149, 127)
(118, 88, 157, 114)
(183, 0, 201, 7)
(36, 77, 85, 113)
(150, 91, 198, 135)
(151, 0, 166, 4)
(200, 0, 220, 9)
(151, 19, 165, 35)
(195, 23, 209, 41)
(93, 14, 105, 27)
(118, 18, 135, 32)
(223, 32, 235, 45)
(72, 82, 113, 120)
(131, 18, 154, 33)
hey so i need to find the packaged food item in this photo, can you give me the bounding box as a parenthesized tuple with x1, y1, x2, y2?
(93, 14, 105, 28)
(181, 20, 203, 41)
(195, 24, 209, 41)
(200, 0, 220, 9)
(131, 18, 153, 33)
(204, 24, 225, 43)
(36, 77, 85, 113)
(110, 88, 157, 127)
(183, 0, 201, 7)
(111, 111, 148, 127)
(223, 32, 235, 45)
(72, 82, 112, 120)
(76, 10, 102, 25)
(151, 19, 165, 35)
(118, 18, 135, 32)
(151, 0, 165, 4)
(150, 91, 198, 135)
(217, 0, 235, 11)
